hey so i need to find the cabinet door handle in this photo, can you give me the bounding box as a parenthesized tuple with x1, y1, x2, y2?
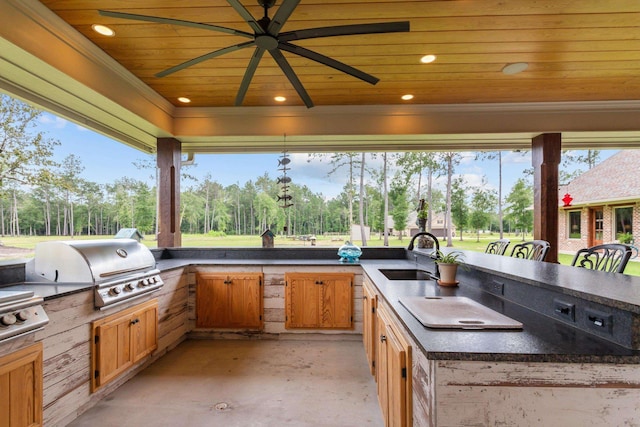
(315, 280, 324, 285)
(130, 318, 139, 325)
(380, 334, 387, 343)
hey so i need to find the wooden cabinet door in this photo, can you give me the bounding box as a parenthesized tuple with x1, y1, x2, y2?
(285, 272, 353, 329)
(386, 324, 408, 427)
(92, 299, 158, 392)
(196, 274, 231, 328)
(131, 303, 158, 363)
(228, 274, 263, 328)
(196, 273, 263, 329)
(377, 318, 391, 425)
(363, 279, 378, 377)
(285, 274, 321, 328)
(376, 304, 412, 427)
(321, 275, 353, 328)
(95, 313, 133, 388)
(0, 343, 43, 427)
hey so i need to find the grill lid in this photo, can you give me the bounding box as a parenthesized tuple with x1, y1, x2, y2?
(30, 239, 156, 283)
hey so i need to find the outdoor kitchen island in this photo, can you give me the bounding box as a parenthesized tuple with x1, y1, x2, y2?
(1, 247, 640, 426)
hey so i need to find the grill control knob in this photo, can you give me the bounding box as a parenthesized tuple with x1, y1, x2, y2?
(1, 313, 17, 326)
(16, 310, 30, 322)
(142, 278, 150, 286)
(109, 287, 121, 296)
(125, 283, 135, 291)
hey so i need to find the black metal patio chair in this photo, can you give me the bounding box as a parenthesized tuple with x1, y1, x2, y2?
(571, 243, 633, 274)
(485, 239, 510, 255)
(509, 240, 550, 262)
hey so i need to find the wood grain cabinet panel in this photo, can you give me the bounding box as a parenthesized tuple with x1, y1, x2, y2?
(285, 272, 354, 329)
(196, 273, 263, 329)
(91, 299, 158, 392)
(363, 278, 378, 377)
(0, 342, 43, 427)
(376, 303, 412, 427)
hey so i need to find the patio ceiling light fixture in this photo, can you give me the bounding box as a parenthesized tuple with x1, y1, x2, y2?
(92, 24, 115, 37)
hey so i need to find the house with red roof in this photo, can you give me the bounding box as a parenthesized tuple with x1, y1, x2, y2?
(558, 150, 640, 253)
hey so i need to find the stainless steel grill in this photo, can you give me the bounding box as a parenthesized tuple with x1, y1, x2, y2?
(28, 239, 164, 310)
(0, 289, 49, 342)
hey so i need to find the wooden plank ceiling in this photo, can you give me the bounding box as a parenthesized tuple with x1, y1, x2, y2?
(40, 0, 640, 108)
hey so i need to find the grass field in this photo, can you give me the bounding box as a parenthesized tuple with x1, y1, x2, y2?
(1, 232, 638, 276)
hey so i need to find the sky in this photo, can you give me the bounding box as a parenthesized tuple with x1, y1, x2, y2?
(37, 112, 618, 201)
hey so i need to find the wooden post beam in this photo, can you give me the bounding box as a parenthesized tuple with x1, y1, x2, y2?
(157, 137, 181, 248)
(532, 133, 561, 263)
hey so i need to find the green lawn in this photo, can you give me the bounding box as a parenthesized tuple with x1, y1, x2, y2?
(2, 232, 638, 276)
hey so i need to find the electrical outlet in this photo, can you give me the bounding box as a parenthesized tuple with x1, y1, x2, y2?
(585, 308, 613, 335)
(479, 280, 504, 296)
(553, 299, 575, 322)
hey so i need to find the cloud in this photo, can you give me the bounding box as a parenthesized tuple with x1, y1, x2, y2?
(39, 113, 68, 129)
(503, 151, 531, 164)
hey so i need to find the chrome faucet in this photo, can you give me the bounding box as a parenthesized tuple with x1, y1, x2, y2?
(407, 231, 441, 279)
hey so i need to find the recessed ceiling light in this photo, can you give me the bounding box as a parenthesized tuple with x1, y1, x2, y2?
(274, 96, 286, 102)
(420, 54, 436, 64)
(401, 94, 414, 101)
(177, 97, 191, 103)
(502, 62, 528, 75)
(92, 24, 115, 37)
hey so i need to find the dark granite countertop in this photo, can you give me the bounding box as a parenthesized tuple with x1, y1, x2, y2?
(361, 259, 640, 363)
(454, 249, 640, 312)
(2, 246, 640, 363)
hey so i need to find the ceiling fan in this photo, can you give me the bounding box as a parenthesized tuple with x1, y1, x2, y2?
(99, 0, 410, 108)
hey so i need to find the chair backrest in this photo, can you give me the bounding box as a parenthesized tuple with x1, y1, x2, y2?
(485, 239, 510, 255)
(509, 240, 550, 261)
(571, 243, 633, 274)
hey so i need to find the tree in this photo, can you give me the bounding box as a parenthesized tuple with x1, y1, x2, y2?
(0, 95, 59, 188)
(469, 182, 498, 242)
(439, 152, 462, 247)
(309, 152, 359, 228)
(389, 177, 409, 241)
(0, 95, 60, 235)
(450, 176, 468, 241)
(357, 152, 368, 246)
(57, 154, 84, 236)
(476, 151, 505, 238)
(396, 152, 441, 232)
(255, 192, 278, 232)
(382, 153, 390, 246)
(504, 178, 534, 240)
(561, 149, 602, 183)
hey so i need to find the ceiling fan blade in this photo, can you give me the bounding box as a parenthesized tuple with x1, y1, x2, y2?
(279, 42, 379, 85)
(279, 21, 410, 42)
(226, 0, 264, 34)
(268, 0, 301, 35)
(269, 50, 313, 108)
(98, 10, 253, 38)
(156, 41, 255, 78)
(235, 47, 266, 106)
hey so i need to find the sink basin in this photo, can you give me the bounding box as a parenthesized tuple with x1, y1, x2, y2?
(379, 268, 433, 281)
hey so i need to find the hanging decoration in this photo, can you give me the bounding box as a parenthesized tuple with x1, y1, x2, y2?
(277, 151, 293, 209)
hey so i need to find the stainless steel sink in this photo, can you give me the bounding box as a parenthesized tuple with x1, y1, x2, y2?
(379, 268, 433, 281)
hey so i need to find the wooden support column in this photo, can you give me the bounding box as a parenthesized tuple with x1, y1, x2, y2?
(157, 137, 181, 248)
(532, 133, 561, 263)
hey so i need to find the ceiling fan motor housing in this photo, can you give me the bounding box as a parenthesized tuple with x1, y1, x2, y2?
(258, 0, 277, 8)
